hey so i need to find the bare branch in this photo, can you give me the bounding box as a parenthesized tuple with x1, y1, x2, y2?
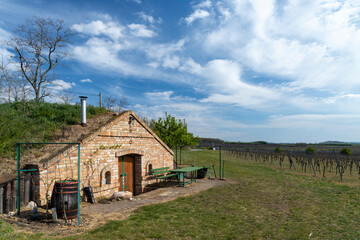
(7, 17, 73, 102)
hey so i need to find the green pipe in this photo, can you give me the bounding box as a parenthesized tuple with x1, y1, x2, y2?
(77, 143, 80, 226)
(17, 144, 20, 215)
(122, 156, 125, 192)
(17, 142, 79, 145)
(15, 142, 81, 224)
(222, 159, 225, 179)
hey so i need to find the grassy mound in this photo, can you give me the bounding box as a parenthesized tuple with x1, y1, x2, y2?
(0, 101, 107, 158)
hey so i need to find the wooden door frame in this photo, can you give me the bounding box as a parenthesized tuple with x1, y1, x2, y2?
(119, 155, 136, 194)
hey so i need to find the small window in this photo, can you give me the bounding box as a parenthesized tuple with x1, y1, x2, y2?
(148, 164, 153, 175)
(105, 171, 111, 184)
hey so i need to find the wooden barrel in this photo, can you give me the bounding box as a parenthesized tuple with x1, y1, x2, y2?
(51, 180, 78, 219)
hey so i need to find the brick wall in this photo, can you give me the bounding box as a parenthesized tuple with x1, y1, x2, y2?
(37, 111, 173, 205)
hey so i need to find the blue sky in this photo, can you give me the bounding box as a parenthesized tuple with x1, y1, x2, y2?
(1, 0, 360, 143)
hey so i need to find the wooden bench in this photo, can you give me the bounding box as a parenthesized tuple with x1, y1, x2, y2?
(151, 167, 177, 186)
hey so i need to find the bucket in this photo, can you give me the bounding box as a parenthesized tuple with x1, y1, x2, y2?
(197, 168, 208, 179)
(51, 180, 78, 219)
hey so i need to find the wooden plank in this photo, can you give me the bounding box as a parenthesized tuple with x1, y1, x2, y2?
(5, 183, 10, 214)
(20, 176, 25, 207)
(8, 181, 13, 212)
(11, 180, 17, 212)
(29, 172, 35, 202)
(24, 174, 30, 204)
(0, 186, 3, 214)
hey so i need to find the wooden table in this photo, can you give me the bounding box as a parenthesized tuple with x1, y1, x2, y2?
(171, 167, 203, 187)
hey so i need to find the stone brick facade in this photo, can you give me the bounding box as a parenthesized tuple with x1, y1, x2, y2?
(37, 111, 174, 205)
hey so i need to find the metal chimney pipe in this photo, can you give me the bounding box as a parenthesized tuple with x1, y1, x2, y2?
(80, 96, 88, 126)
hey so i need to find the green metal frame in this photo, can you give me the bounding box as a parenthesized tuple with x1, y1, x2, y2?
(120, 155, 136, 193)
(16, 142, 81, 226)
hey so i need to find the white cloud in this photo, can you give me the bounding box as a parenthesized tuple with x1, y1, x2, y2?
(51, 80, 76, 91)
(145, 39, 186, 62)
(128, 23, 156, 38)
(194, 0, 212, 9)
(131, 0, 141, 4)
(144, 91, 174, 102)
(71, 20, 124, 40)
(72, 37, 138, 75)
(179, 58, 281, 110)
(162, 56, 180, 69)
(138, 12, 162, 24)
(185, 9, 210, 25)
(80, 78, 92, 83)
(201, 0, 360, 94)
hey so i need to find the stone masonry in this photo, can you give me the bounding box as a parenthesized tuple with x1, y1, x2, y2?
(36, 111, 174, 206)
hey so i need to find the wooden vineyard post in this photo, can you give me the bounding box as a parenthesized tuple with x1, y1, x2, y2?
(308, 152, 316, 176)
(287, 152, 296, 171)
(333, 150, 343, 182)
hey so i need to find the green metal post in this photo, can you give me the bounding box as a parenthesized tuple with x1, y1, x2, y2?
(176, 146, 178, 166)
(219, 146, 222, 179)
(77, 143, 80, 226)
(222, 159, 225, 179)
(122, 156, 125, 192)
(180, 146, 182, 165)
(16, 144, 20, 215)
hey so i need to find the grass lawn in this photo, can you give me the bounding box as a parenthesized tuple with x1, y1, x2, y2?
(1, 149, 360, 239)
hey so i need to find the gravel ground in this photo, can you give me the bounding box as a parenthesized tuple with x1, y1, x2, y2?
(1, 178, 231, 237)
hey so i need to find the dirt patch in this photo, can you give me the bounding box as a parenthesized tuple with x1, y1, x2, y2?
(1, 178, 233, 236)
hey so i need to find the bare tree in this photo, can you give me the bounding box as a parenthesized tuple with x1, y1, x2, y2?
(116, 97, 128, 113)
(55, 90, 76, 104)
(141, 116, 155, 130)
(0, 63, 32, 102)
(7, 17, 73, 102)
(103, 96, 128, 112)
(104, 96, 116, 110)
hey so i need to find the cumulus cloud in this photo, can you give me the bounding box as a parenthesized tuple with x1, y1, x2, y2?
(144, 91, 174, 102)
(71, 20, 124, 40)
(51, 80, 76, 91)
(194, 0, 212, 8)
(128, 23, 156, 37)
(178, 59, 280, 110)
(201, 0, 360, 93)
(138, 12, 162, 24)
(185, 9, 210, 25)
(72, 37, 138, 75)
(162, 56, 180, 69)
(80, 78, 92, 83)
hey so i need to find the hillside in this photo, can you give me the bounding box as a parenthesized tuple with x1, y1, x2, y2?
(0, 101, 114, 182)
(0, 101, 108, 158)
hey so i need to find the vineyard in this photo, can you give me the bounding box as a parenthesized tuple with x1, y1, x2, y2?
(223, 149, 359, 181)
(179, 142, 360, 184)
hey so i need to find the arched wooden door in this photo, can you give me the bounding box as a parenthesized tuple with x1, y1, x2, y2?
(118, 155, 135, 194)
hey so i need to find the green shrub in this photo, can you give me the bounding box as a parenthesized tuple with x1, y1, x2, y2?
(340, 147, 352, 155)
(305, 146, 315, 154)
(274, 147, 282, 154)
